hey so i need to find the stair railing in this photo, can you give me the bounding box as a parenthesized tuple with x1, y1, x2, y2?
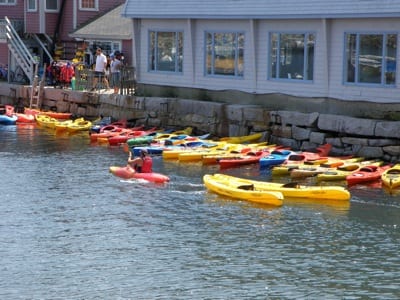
(5, 16, 37, 84)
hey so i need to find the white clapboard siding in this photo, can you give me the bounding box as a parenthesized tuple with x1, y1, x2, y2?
(131, 2, 400, 103)
(122, 0, 400, 19)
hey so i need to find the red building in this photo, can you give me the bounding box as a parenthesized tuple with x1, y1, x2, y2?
(0, 0, 129, 83)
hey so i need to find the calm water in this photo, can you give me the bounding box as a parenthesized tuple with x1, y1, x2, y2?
(1, 124, 400, 299)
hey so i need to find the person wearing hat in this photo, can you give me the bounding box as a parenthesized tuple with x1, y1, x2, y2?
(109, 52, 122, 94)
(127, 149, 153, 173)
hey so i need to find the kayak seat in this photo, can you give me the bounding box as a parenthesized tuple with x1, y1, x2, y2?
(360, 166, 377, 172)
(237, 184, 254, 191)
(387, 169, 400, 174)
(282, 182, 301, 188)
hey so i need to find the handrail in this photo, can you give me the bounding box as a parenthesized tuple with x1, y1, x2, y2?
(5, 16, 37, 84)
(32, 34, 53, 64)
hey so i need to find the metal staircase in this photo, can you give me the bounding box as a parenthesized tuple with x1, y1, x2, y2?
(5, 16, 37, 84)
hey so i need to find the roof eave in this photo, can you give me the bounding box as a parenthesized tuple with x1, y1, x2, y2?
(121, 12, 400, 19)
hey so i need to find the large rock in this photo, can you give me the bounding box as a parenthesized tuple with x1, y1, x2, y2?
(318, 114, 376, 136)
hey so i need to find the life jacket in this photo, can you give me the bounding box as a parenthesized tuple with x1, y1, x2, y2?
(60, 65, 75, 83)
(141, 156, 153, 173)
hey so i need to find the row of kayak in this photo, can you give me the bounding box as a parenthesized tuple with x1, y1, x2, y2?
(202, 162, 400, 207)
(0, 105, 73, 125)
(35, 114, 93, 133)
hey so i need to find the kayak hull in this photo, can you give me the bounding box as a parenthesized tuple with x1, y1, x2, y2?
(109, 166, 170, 183)
(208, 173, 351, 201)
(381, 164, 400, 189)
(203, 174, 284, 206)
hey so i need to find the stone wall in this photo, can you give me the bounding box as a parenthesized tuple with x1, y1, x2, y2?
(1, 84, 400, 161)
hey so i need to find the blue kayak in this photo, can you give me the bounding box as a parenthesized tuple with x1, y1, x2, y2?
(0, 114, 17, 125)
(259, 149, 293, 168)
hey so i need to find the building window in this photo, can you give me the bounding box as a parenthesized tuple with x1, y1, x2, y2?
(0, 0, 16, 4)
(79, 0, 98, 10)
(270, 33, 314, 81)
(45, 0, 59, 11)
(149, 31, 183, 73)
(345, 33, 396, 85)
(206, 32, 244, 77)
(27, 0, 37, 11)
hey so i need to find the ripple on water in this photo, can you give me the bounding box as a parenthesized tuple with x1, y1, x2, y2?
(1, 127, 400, 299)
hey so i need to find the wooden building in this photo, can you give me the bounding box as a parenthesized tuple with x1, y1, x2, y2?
(0, 0, 128, 82)
(121, 0, 400, 104)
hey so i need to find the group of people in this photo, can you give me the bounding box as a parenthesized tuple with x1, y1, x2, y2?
(91, 47, 123, 94)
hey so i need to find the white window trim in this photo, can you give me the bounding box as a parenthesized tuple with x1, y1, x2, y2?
(268, 31, 315, 82)
(27, 0, 37, 12)
(0, 0, 16, 5)
(204, 30, 245, 78)
(79, 0, 99, 11)
(45, 0, 60, 12)
(344, 31, 397, 87)
(148, 30, 184, 74)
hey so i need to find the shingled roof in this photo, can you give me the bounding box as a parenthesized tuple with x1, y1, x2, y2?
(70, 4, 132, 40)
(121, 0, 400, 19)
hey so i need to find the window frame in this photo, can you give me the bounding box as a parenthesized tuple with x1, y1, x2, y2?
(45, 0, 59, 12)
(204, 31, 244, 78)
(79, 0, 99, 11)
(148, 30, 184, 74)
(344, 32, 397, 87)
(269, 31, 315, 82)
(27, 0, 37, 12)
(0, 0, 16, 5)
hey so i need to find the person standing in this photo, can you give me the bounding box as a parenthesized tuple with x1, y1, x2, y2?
(109, 52, 122, 94)
(91, 47, 110, 91)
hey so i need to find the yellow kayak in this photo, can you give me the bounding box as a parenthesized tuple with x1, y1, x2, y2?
(208, 173, 351, 201)
(219, 132, 263, 144)
(317, 160, 383, 182)
(273, 157, 362, 176)
(35, 114, 59, 129)
(55, 117, 84, 133)
(67, 119, 92, 133)
(163, 141, 225, 160)
(203, 174, 284, 206)
(381, 164, 400, 189)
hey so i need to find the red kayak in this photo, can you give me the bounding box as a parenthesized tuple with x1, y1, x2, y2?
(24, 108, 72, 119)
(346, 164, 391, 185)
(109, 166, 170, 183)
(107, 127, 157, 146)
(16, 113, 36, 123)
(218, 150, 270, 169)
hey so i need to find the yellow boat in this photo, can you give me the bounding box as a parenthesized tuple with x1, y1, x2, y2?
(201, 142, 273, 165)
(35, 114, 59, 129)
(163, 141, 225, 160)
(208, 173, 351, 201)
(55, 117, 84, 133)
(317, 160, 383, 182)
(67, 119, 92, 133)
(289, 157, 364, 178)
(219, 132, 263, 144)
(178, 148, 224, 162)
(273, 157, 362, 176)
(203, 174, 284, 207)
(381, 164, 400, 189)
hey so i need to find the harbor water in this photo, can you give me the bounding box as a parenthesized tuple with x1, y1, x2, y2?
(1, 124, 400, 299)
